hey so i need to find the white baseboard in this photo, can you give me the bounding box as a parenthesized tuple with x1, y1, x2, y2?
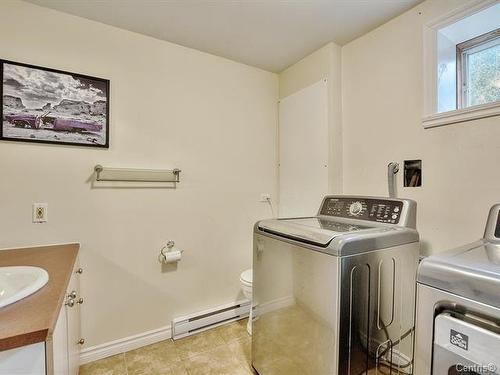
(80, 296, 293, 365)
(80, 325, 172, 365)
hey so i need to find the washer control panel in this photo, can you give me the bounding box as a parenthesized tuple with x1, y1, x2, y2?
(319, 197, 404, 224)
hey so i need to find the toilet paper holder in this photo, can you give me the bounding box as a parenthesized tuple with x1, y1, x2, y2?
(158, 240, 183, 263)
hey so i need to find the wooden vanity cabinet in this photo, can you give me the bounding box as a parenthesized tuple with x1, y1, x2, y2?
(0, 260, 83, 375)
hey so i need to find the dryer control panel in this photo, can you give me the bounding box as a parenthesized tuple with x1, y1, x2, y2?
(319, 197, 404, 224)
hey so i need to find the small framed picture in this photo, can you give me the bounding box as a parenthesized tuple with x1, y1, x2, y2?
(1, 59, 109, 148)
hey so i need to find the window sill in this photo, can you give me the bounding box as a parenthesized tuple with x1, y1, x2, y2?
(422, 101, 500, 128)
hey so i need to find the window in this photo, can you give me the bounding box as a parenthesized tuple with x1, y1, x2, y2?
(423, 1, 500, 128)
(457, 30, 500, 108)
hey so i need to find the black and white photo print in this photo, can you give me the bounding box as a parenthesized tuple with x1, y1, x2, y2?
(1, 60, 109, 147)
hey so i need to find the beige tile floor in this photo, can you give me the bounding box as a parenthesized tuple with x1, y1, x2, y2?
(79, 316, 397, 375)
(79, 318, 256, 375)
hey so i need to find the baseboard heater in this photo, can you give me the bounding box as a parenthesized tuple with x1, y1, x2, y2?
(172, 299, 250, 340)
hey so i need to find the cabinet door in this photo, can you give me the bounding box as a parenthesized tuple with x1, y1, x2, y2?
(0, 343, 45, 375)
(66, 261, 82, 375)
(52, 306, 69, 375)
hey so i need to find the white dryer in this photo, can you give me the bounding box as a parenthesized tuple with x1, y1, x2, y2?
(252, 195, 420, 375)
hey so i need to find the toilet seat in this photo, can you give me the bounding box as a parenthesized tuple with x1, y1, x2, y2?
(240, 269, 252, 286)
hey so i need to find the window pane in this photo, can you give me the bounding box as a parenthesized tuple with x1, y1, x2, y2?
(467, 41, 500, 106)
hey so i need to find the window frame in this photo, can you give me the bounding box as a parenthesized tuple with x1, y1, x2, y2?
(456, 28, 500, 109)
(422, 0, 500, 128)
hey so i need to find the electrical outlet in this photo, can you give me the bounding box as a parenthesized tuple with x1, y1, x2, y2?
(33, 203, 48, 223)
(260, 193, 271, 202)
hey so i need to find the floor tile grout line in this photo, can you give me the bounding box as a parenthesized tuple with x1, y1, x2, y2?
(122, 352, 129, 375)
(179, 341, 230, 361)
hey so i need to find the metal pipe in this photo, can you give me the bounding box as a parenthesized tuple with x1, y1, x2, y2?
(387, 162, 399, 198)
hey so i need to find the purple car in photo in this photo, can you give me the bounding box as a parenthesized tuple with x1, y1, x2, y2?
(52, 118, 103, 132)
(4, 113, 40, 128)
(5, 113, 102, 133)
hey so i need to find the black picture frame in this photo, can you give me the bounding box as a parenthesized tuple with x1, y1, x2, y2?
(1, 59, 110, 148)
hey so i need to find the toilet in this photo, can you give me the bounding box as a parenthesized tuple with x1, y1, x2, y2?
(239, 269, 253, 335)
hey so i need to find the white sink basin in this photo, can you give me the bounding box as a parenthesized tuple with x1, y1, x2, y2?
(0, 266, 49, 308)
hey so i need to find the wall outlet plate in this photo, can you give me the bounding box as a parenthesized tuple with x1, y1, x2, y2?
(33, 203, 48, 223)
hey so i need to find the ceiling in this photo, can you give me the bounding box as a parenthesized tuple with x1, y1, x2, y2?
(26, 0, 423, 72)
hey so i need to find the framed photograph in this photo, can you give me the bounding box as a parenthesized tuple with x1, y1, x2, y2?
(1, 59, 109, 147)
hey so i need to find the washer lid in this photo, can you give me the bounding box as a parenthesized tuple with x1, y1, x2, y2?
(257, 217, 372, 247)
(418, 240, 500, 309)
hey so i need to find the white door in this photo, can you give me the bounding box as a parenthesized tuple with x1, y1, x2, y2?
(49, 262, 82, 375)
(278, 79, 329, 217)
(66, 264, 82, 375)
(52, 306, 69, 375)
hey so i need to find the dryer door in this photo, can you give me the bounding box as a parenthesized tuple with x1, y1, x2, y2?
(433, 313, 500, 374)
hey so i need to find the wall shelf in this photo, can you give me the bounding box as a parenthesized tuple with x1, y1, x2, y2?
(94, 165, 181, 183)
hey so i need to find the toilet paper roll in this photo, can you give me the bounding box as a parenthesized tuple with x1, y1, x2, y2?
(162, 249, 182, 263)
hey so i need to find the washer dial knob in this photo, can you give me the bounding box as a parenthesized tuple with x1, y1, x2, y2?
(349, 201, 363, 216)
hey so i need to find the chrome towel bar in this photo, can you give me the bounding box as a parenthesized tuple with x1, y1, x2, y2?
(94, 165, 181, 183)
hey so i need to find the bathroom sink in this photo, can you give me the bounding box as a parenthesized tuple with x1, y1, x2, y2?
(0, 266, 49, 308)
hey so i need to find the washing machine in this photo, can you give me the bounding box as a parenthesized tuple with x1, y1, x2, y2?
(252, 195, 420, 375)
(415, 204, 500, 374)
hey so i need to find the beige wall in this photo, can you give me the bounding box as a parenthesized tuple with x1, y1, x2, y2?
(342, 0, 499, 255)
(3, 0, 496, 351)
(0, 0, 278, 347)
(279, 42, 343, 194)
(279, 44, 333, 100)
